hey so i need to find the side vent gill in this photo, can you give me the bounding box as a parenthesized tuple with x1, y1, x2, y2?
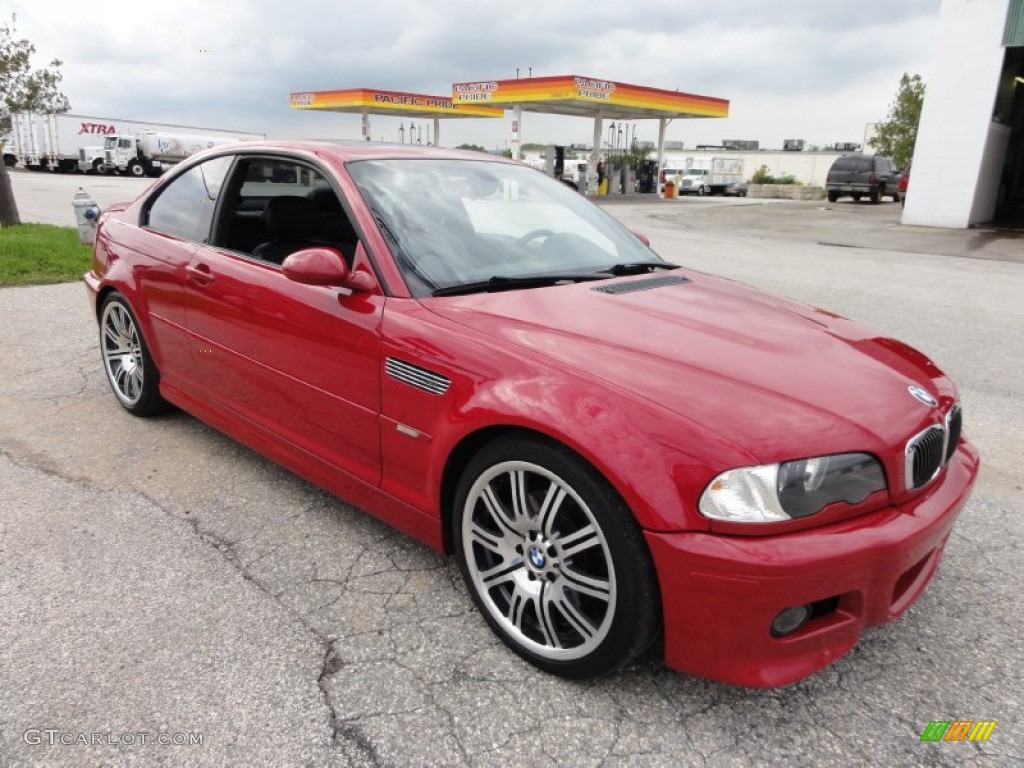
(385, 357, 451, 395)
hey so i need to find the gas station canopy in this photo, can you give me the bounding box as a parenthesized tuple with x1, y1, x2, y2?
(289, 88, 504, 119)
(289, 88, 503, 145)
(451, 75, 728, 120)
(451, 75, 728, 191)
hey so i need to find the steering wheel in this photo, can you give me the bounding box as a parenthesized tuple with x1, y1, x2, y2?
(516, 229, 555, 246)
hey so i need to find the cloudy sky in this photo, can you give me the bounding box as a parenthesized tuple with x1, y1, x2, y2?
(8, 0, 942, 151)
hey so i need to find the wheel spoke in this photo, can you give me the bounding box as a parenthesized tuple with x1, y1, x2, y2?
(560, 566, 612, 601)
(537, 582, 562, 649)
(468, 520, 504, 557)
(537, 482, 567, 538)
(104, 345, 130, 360)
(505, 583, 536, 635)
(113, 364, 129, 393)
(480, 485, 518, 536)
(543, 583, 597, 641)
(479, 559, 523, 586)
(112, 307, 129, 337)
(558, 523, 600, 559)
(129, 366, 144, 398)
(103, 324, 123, 348)
(509, 469, 530, 521)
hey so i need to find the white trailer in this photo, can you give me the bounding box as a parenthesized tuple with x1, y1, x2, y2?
(104, 127, 264, 177)
(677, 157, 745, 196)
(2, 112, 263, 174)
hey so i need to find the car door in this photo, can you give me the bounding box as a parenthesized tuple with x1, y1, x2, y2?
(182, 155, 383, 486)
(130, 154, 235, 386)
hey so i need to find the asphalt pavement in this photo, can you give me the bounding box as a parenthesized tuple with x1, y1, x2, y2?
(1, 174, 1022, 766)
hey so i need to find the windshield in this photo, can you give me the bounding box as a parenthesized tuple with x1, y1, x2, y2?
(347, 158, 660, 297)
(683, 169, 705, 176)
(104, 136, 117, 149)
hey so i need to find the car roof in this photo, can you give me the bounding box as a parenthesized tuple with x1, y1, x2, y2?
(212, 139, 514, 164)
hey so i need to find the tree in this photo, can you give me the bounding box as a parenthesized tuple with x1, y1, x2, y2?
(1, 13, 71, 227)
(870, 73, 925, 169)
(455, 143, 487, 152)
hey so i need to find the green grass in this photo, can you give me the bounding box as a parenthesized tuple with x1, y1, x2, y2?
(0, 223, 93, 286)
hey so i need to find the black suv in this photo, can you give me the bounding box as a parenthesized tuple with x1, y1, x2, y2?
(825, 155, 902, 204)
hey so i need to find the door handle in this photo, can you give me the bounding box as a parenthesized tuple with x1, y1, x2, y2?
(186, 264, 216, 284)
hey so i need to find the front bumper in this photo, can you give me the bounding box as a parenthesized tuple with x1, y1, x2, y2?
(646, 439, 980, 687)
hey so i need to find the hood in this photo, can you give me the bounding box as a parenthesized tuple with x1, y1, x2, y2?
(427, 271, 953, 463)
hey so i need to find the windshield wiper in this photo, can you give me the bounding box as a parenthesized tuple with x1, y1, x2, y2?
(432, 273, 609, 297)
(599, 262, 680, 276)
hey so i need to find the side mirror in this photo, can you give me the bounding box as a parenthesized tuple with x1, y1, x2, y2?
(281, 247, 374, 291)
(631, 230, 651, 247)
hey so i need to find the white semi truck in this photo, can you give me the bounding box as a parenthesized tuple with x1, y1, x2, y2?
(676, 157, 745, 196)
(103, 128, 264, 177)
(2, 112, 263, 175)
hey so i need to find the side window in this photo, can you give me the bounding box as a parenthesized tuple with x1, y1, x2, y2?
(217, 157, 360, 264)
(147, 155, 233, 241)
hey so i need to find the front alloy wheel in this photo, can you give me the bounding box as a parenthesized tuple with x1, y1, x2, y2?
(99, 294, 169, 416)
(454, 437, 659, 678)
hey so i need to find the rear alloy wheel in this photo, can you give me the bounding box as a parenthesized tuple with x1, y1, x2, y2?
(99, 294, 169, 416)
(453, 436, 660, 678)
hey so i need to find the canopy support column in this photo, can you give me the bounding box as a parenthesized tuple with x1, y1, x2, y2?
(433, 117, 440, 147)
(656, 117, 667, 186)
(511, 104, 522, 160)
(362, 111, 371, 141)
(588, 113, 604, 196)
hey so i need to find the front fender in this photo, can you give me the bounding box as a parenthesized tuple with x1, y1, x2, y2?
(378, 301, 751, 532)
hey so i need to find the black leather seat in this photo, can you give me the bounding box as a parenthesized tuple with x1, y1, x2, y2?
(252, 196, 323, 264)
(309, 186, 359, 247)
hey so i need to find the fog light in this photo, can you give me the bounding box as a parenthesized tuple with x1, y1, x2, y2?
(771, 605, 811, 637)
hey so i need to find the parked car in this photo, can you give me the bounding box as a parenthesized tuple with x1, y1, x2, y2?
(86, 142, 978, 686)
(826, 154, 902, 204)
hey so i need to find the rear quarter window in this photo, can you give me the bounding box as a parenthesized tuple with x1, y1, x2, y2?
(831, 157, 872, 172)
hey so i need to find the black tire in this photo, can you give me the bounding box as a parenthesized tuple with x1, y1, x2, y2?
(852, 193, 862, 202)
(99, 293, 170, 416)
(127, 160, 146, 178)
(452, 435, 660, 678)
(697, 185, 707, 197)
(92, 158, 108, 176)
(827, 190, 839, 203)
(870, 187, 881, 204)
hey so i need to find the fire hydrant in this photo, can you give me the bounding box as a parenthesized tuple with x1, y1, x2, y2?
(72, 188, 101, 244)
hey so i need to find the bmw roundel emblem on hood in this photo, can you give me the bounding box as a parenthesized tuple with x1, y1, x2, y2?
(908, 385, 938, 407)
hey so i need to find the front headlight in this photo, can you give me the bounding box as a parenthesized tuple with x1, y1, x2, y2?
(699, 453, 887, 523)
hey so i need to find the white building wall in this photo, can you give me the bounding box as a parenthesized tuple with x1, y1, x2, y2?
(663, 150, 843, 187)
(903, 0, 1011, 228)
